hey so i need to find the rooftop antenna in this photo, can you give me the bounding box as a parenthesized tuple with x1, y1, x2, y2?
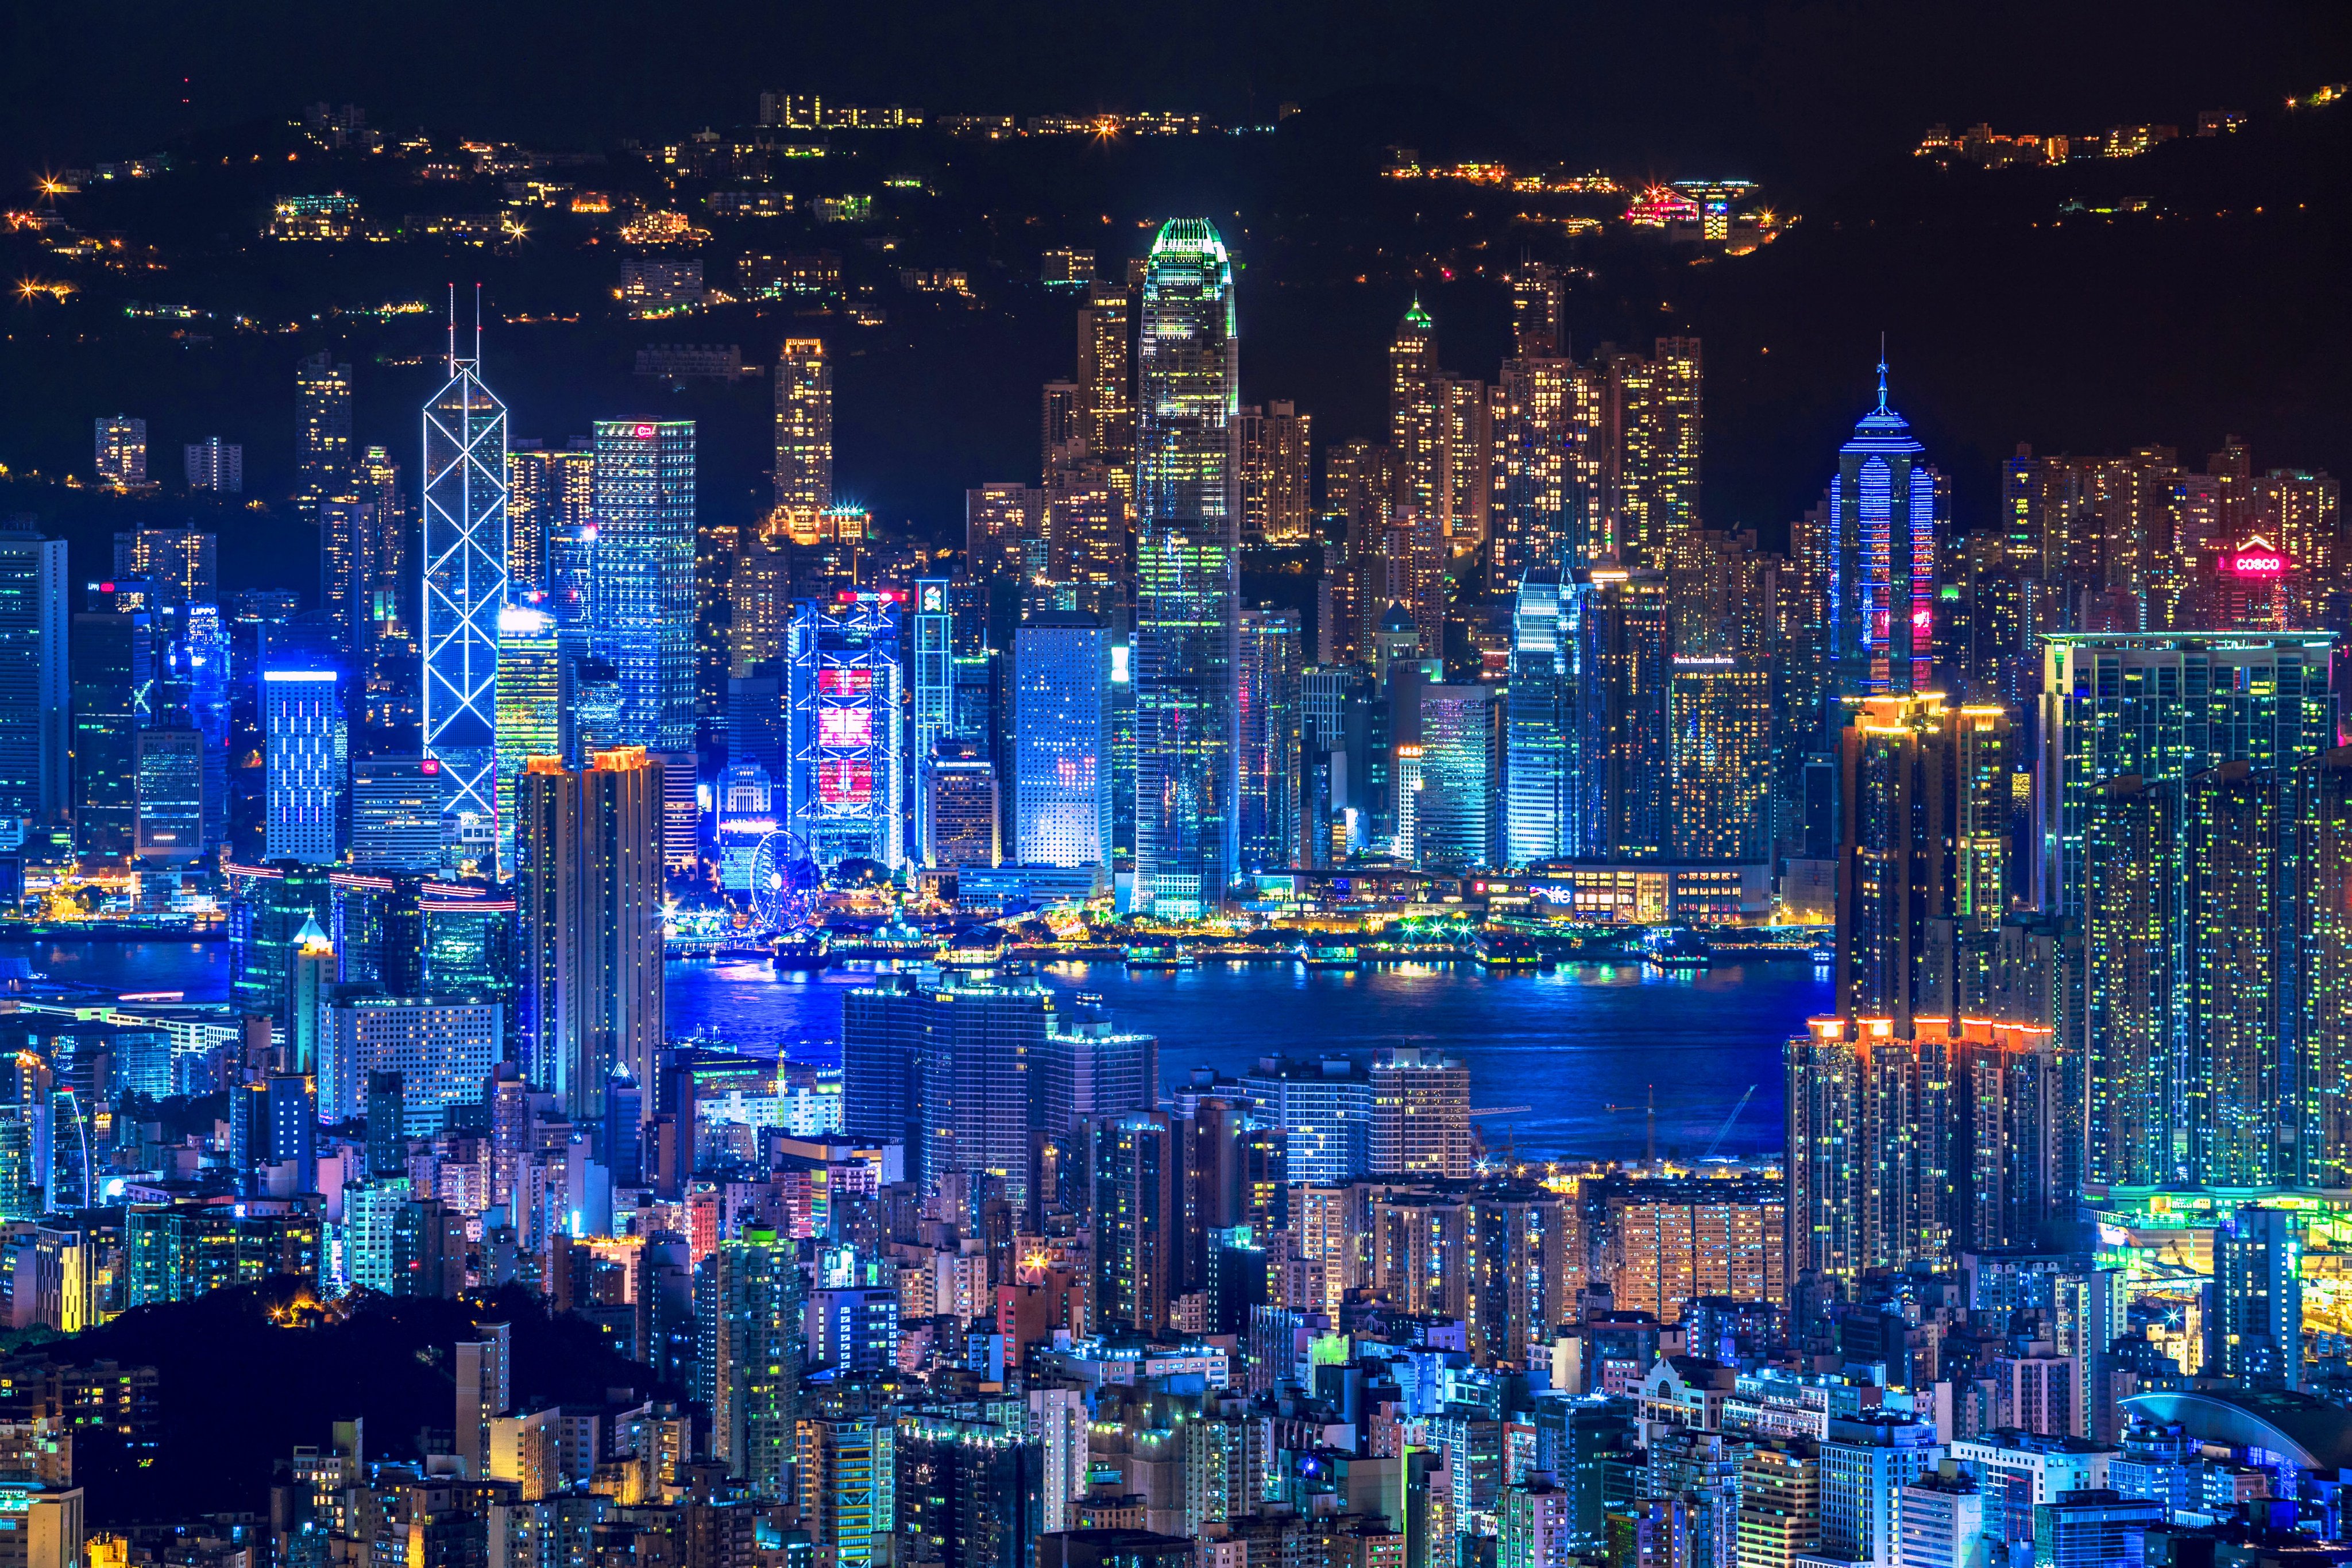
(1645, 1084, 1656, 1165)
(473, 281, 482, 366)
(1876, 331, 1889, 414)
(445, 283, 457, 376)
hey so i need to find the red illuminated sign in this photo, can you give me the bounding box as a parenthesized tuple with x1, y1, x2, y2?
(817, 668, 873, 697)
(818, 708, 872, 747)
(818, 760, 872, 805)
(2222, 551, 2287, 577)
(632, 423, 656, 439)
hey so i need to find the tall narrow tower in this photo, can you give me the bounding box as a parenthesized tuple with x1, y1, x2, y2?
(1133, 218, 1241, 918)
(421, 290, 511, 855)
(773, 339, 833, 513)
(1828, 350, 1937, 707)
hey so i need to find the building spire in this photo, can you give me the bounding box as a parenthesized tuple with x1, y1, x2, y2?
(1876, 331, 1889, 414)
(446, 283, 457, 376)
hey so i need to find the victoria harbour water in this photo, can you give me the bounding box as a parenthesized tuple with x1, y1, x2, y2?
(4, 941, 1829, 1163)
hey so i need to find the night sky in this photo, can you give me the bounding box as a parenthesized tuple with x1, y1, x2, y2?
(5, 1, 2352, 576)
(6, 1, 2347, 196)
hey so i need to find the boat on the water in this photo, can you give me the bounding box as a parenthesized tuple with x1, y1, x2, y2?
(1472, 929, 1544, 971)
(1643, 925, 1713, 970)
(770, 928, 834, 971)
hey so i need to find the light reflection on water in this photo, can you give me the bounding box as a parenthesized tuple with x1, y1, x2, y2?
(7, 941, 1827, 1162)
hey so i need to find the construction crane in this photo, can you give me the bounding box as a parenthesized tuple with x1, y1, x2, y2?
(1702, 1084, 1759, 1161)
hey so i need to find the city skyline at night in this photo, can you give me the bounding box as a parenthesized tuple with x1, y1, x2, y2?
(3, 16, 2352, 1568)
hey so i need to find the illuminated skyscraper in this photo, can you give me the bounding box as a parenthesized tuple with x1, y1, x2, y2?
(72, 610, 148, 858)
(2210, 1204, 2303, 1390)
(709, 1231, 804, 1497)
(774, 339, 833, 513)
(1443, 371, 1491, 546)
(1092, 1110, 1176, 1335)
(0, 534, 68, 822)
(911, 578, 957, 857)
(421, 313, 510, 836)
(843, 968, 1047, 1200)
(1077, 279, 1136, 502)
(1415, 685, 1496, 872)
(134, 727, 206, 865)
(494, 606, 562, 872)
(264, 669, 346, 864)
(1014, 612, 1113, 870)
(350, 757, 447, 871)
(1238, 401, 1312, 545)
(320, 500, 377, 655)
(1826, 358, 1938, 706)
(1042, 379, 1087, 478)
(1235, 607, 1300, 875)
(1389, 301, 1444, 527)
(1489, 356, 1602, 594)
(1044, 469, 1125, 585)
(1605, 339, 1701, 566)
(112, 528, 215, 609)
(2083, 757, 2315, 1192)
(1369, 1047, 1473, 1179)
(2304, 748, 2352, 1191)
(796, 1417, 891, 1568)
(922, 738, 999, 868)
(1571, 565, 1670, 860)
(785, 593, 903, 870)
(94, 415, 147, 489)
(1834, 694, 2013, 1031)
(183, 436, 241, 493)
(1509, 261, 1566, 358)
(507, 443, 593, 605)
(590, 420, 696, 753)
(1504, 574, 1573, 866)
(1133, 218, 1241, 918)
(1376, 503, 1449, 661)
(296, 352, 354, 520)
(514, 748, 664, 1120)
(1667, 658, 1771, 863)
(965, 482, 1045, 582)
(2039, 633, 2336, 918)
(1785, 1015, 1958, 1291)
(723, 539, 788, 685)
(1465, 1183, 1572, 1366)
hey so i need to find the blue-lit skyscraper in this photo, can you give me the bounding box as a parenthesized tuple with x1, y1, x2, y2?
(1827, 357, 1939, 708)
(1236, 606, 1300, 875)
(1133, 218, 1241, 918)
(2210, 1204, 2304, 1391)
(134, 728, 206, 864)
(495, 605, 563, 874)
(911, 578, 955, 859)
(2042, 632, 2338, 918)
(420, 312, 509, 837)
(180, 602, 231, 851)
(1571, 565, 1670, 861)
(0, 532, 68, 822)
(786, 593, 903, 871)
(1014, 611, 1112, 870)
(264, 669, 347, 864)
(592, 420, 697, 754)
(1505, 572, 1573, 866)
(1416, 684, 1497, 872)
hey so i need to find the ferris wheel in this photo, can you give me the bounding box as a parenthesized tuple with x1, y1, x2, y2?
(748, 829, 820, 931)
